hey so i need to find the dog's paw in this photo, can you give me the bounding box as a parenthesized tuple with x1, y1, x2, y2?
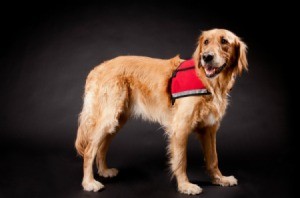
(178, 182, 203, 195)
(82, 179, 104, 192)
(213, 175, 238, 186)
(98, 168, 119, 178)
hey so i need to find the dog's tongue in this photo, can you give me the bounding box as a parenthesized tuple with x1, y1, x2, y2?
(205, 66, 216, 76)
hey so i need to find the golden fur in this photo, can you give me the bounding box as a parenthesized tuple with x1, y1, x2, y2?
(75, 29, 248, 195)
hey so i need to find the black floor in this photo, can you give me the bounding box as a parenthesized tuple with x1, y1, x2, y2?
(0, 126, 293, 198)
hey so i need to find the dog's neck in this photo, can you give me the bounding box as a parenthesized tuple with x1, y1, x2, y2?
(197, 66, 236, 98)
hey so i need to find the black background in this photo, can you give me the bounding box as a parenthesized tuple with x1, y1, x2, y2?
(0, 1, 296, 197)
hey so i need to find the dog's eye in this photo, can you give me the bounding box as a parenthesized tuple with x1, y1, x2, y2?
(204, 39, 209, 45)
(221, 38, 228, 44)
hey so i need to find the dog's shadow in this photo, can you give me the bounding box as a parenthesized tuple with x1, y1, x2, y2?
(97, 167, 216, 187)
(191, 180, 215, 187)
(95, 166, 150, 185)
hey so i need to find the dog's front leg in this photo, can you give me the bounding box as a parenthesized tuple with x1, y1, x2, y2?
(196, 124, 238, 187)
(169, 125, 202, 195)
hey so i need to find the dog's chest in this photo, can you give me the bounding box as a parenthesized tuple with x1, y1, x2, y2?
(204, 113, 216, 126)
(202, 96, 226, 126)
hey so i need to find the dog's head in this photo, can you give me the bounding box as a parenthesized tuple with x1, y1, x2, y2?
(193, 29, 248, 78)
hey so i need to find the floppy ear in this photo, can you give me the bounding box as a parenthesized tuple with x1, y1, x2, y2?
(193, 34, 204, 68)
(235, 38, 248, 75)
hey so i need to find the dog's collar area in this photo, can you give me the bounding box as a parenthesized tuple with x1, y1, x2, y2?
(170, 59, 211, 105)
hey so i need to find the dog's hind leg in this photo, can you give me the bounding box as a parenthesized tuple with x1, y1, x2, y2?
(81, 129, 107, 192)
(96, 133, 118, 178)
(95, 78, 129, 178)
(83, 118, 125, 191)
(81, 77, 129, 191)
(96, 112, 128, 178)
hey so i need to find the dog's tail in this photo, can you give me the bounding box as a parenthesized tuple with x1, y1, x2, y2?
(75, 92, 100, 156)
(75, 121, 88, 156)
(75, 100, 100, 156)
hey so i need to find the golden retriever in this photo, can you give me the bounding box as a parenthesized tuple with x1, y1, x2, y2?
(75, 28, 248, 195)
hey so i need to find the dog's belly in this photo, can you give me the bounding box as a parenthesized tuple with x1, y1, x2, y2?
(130, 91, 171, 124)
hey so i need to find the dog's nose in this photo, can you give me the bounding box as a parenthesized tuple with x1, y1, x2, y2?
(202, 52, 214, 62)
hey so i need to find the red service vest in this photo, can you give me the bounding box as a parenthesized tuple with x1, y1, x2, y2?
(170, 59, 210, 104)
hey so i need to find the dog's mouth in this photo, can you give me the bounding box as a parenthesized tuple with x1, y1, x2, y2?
(203, 63, 227, 78)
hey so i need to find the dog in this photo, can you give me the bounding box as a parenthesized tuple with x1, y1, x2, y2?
(75, 28, 248, 195)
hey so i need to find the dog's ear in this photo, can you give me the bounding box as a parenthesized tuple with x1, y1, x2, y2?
(193, 34, 204, 68)
(235, 38, 248, 75)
